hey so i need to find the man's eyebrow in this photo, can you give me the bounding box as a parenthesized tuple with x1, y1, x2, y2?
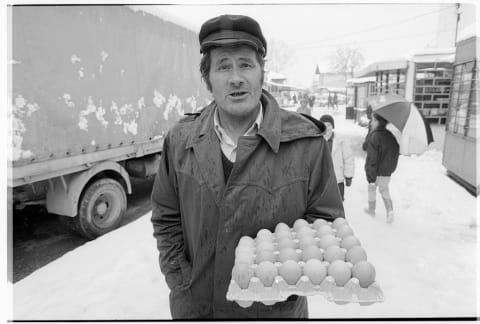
(214, 57, 231, 65)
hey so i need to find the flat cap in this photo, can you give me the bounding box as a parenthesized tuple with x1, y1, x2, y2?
(199, 14, 267, 57)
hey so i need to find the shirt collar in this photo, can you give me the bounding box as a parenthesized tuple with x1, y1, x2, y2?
(213, 102, 264, 141)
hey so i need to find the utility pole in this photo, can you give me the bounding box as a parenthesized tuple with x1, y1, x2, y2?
(454, 3, 461, 45)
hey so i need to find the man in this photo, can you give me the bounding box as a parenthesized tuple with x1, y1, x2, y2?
(319, 114, 354, 201)
(151, 14, 344, 319)
(364, 113, 399, 223)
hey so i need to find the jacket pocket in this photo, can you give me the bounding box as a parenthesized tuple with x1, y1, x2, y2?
(165, 257, 192, 291)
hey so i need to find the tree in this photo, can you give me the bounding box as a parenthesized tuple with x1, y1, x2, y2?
(265, 39, 296, 74)
(328, 46, 365, 77)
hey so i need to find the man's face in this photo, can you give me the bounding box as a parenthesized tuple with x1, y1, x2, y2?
(209, 45, 263, 119)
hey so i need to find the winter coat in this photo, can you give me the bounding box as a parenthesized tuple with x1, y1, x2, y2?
(364, 125, 400, 183)
(330, 133, 355, 183)
(151, 89, 344, 319)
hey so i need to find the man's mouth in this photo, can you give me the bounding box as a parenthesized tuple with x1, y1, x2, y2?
(229, 91, 248, 98)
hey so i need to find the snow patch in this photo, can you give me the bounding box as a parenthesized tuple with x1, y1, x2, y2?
(185, 96, 197, 112)
(153, 90, 166, 108)
(71, 54, 81, 64)
(9, 94, 40, 160)
(78, 97, 109, 131)
(137, 97, 145, 110)
(63, 94, 75, 108)
(123, 119, 138, 135)
(100, 50, 109, 62)
(163, 94, 183, 120)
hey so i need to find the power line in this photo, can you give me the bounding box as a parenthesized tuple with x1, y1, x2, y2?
(294, 4, 454, 48)
(298, 27, 453, 50)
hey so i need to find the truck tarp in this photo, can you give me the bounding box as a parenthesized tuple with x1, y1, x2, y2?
(10, 5, 210, 170)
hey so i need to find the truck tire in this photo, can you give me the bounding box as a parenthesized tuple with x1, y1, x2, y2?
(76, 178, 127, 239)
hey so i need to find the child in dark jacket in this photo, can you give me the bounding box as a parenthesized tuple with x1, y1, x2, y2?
(364, 113, 400, 223)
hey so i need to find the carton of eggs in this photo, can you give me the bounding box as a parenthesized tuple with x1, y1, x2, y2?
(226, 218, 385, 307)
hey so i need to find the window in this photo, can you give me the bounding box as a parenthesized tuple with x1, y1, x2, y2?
(375, 69, 406, 96)
(447, 60, 478, 138)
(414, 62, 453, 122)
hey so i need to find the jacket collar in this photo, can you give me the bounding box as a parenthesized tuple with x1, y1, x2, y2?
(186, 89, 281, 152)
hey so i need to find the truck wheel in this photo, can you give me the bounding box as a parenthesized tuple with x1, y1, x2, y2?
(76, 178, 127, 239)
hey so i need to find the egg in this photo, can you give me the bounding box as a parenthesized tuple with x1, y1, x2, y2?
(298, 235, 317, 250)
(293, 218, 310, 232)
(238, 236, 255, 248)
(278, 247, 299, 262)
(296, 226, 314, 238)
(312, 218, 327, 230)
(302, 245, 323, 261)
(327, 260, 352, 286)
(332, 217, 348, 229)
(256, 261, 278, 287)
(275, 229, 293, 241)
(352, 261, 376, 288)
(303, 259, 327, 285)
(235, 244, 254, 257)
(279, 260, 302, 285)
(235, 250, 255, 265)
(256, 228, 274, 243)
(231, 263, 254, 289)
(275, 222, 291, 234)
(346, 245, 368, 265)
(316, 224, 334, 237)
(336, 225, 354, 239)
(318, 234, 340, 250)
(340, 235, 361, 250)
(255, 249, 277, 264)
(256, 241, 275, 253)
(277, 237, 297, 250)
(323, 245, 346, 263)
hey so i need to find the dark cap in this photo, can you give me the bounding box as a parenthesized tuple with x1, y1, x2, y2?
(199, 14, 267, 57)
(320, 114, 335, 128)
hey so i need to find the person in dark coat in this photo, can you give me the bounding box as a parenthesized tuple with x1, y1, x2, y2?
(364, 113, 399, 223)
(150, 14, 344, 319)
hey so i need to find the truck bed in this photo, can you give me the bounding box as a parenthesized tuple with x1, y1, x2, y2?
(9, 5, 210, 185)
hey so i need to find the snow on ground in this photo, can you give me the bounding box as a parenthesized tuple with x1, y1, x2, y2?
(11, 106, 478, 320)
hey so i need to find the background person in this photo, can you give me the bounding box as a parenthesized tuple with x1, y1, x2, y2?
(320, 114, 355, 201)
(364, 113, 400, 223)
(150, 14, 344, 319)
(296, 97, 311, 115)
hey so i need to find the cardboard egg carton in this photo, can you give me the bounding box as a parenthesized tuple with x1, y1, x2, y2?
(226, 261, 385, 308)
(227, 221, 385, 307)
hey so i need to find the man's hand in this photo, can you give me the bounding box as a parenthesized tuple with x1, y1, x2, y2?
(345, 177, 352, 187)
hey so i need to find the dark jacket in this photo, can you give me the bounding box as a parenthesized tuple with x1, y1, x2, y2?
(151, 90, 344, 319)
(364, 125, 400, 183)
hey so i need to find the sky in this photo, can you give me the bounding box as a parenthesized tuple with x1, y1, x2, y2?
(9, 108, 478, 320)
(134, 2, 461, 87)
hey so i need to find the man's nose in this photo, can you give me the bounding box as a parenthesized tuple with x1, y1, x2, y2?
(229, 67, 244, 86)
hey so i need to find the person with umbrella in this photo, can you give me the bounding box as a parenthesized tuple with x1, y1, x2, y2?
(364, 113, 399, 223)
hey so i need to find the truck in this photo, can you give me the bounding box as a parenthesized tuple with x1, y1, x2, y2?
(8, 5, 210, 238)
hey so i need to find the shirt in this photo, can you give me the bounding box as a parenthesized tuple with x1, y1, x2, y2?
(213, 103, 264, 162)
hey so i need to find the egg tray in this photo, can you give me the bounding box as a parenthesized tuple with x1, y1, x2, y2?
(226, 261, 385, 308)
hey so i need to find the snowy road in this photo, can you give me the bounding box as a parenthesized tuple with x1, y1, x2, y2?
(10, 107, 478, 320)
